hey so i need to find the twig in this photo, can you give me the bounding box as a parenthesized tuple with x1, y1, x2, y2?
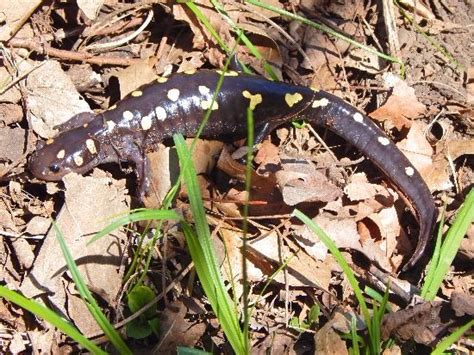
(7, 38, 142, 66)
(84, 9, 154, 52)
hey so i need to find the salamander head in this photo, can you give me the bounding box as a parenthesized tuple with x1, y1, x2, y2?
(29, 130, 103, 181)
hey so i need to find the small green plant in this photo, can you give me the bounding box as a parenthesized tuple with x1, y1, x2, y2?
(126, 285, 160, 339)
(289, 304, 321, 332)
(422, 188, 474, 300)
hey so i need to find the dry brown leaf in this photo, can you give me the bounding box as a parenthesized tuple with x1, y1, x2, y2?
(396, 121, 434, 180)
(157, 300, 207, 352)
(144, 146, 174, 208)
(296, 214, 392, 271)
(253, 330, 296, 354)
(344, 172, 389, 201)
(381, 301, 449, 345)
(451, 291, 474, 317)
(276, 160, 342, 205)
(173, 2, 231, 51)
(217, 145, 277, 195)
(27, 60, 91, 138)
(459, 224, 474, 260)
(113, 60, 155, 99)
(248, 231, 333, 290)
(67, 293, 102, 336)
(176, 52, 205, 73)
(421, 138, 474, 192)
(445, 139, 474, 160)
(20, 170, 130, 325)
(370, 75, 426, 130)
(254, 140, 281, 167)
(364, 206, 403, 268)
(314, 312, 349, 354)
(302, 22, 357, 73)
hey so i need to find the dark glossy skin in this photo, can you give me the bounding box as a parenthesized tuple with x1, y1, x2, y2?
(29, 69, 437, 270)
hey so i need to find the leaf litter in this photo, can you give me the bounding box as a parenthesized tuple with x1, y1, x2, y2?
(0, 0, 472, 353)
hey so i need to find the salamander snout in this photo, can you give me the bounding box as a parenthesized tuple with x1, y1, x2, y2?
(29, 135, 102, 181)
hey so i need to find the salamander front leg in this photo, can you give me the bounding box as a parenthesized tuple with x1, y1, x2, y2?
(120, 142, 150, 200)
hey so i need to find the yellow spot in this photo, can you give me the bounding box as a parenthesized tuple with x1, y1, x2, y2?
(285, 92, 303, 107)
(74, 155, 84, 167)
(216, 70, 239, 76)
(156, 76, 168, 83)
(155, 106, 167, 121)
(201, 99, 219, 111)
(353, 112, 363, 122)
(310, 86, 319, 92)
(46, 138, 54, 145)
(56, 149, 65, 159)
(242, 90, 263, 111)
(378, 137, 390, 146)
(141, 115, 152, 130)
(311, 98, 330, 108)
(123, 110, 134, 120)
(108, 104, 117, 111)
(405, 167, 415, 176)
(131, 90, 143, 97)
(167, 89, 180, 102)
(106, 120, 116, 131)
(83, 123, 89, 128)
(184, 69, 196, 75)
(199, 85, 210, 96)
(86, 139, 97, 154)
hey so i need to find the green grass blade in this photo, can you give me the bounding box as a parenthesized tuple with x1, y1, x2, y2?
(292, 209, 388, 354)
(174, 135, 247, 354)
(421, 205, 446, 299)
(184, 1, 230, 54)
(244, 0, 403, 67)
(0, 286, 106, 354)
(53, 223, 133, 355)
(292, 210, 371, 323)
(87, 209, 180, 244)
(422, 188, 474, 300)
(208, 0, 277, 79)
(431, 319, 474, 355)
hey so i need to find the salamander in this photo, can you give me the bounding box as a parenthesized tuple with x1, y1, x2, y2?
(28, 69, 437, 270)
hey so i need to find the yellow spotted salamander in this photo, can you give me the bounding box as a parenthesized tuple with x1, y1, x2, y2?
(29, 69, 437, 270)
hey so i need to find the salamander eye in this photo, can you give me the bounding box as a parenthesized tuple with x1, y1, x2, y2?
(49, 164, 60, 173)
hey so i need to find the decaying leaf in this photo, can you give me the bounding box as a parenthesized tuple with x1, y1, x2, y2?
(27, 60, 91, 138)
(314, 312, 349, 354)
(20, 170, 130, 336)
(370, 74, 426, 130)
(276, 159, 342, 205)
(113, 60, 156, 99)
(397, 121, 434, 181)
(381, 301, 448, 345)
(157, 300, 207, 352)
